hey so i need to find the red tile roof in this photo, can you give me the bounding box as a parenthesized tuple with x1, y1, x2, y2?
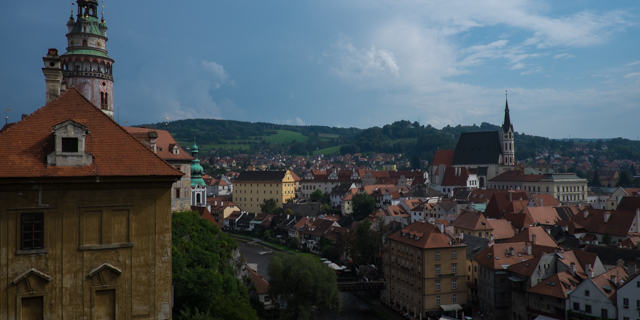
(571, 209, 638, 237)
(487, 219, 516, 240)
(0, 88, 182, 179)
(504, 226, 558, 248)
(431, 150, 455, 167)
(527, 271, 584, 299)
(123, 126, 194, 161)
(387, 221, 459, 249)
(452, 211, 491, 231)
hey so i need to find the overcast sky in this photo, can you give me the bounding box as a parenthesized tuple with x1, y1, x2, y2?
(1, 1, 638, 139)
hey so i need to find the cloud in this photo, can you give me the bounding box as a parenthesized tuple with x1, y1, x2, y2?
(295, 117, 305, 125)
(520, 66, 544, 75)
(511, 63, 526, 70)
(201, 60, 229, 89)
(623, 72, 640, 78)
(626, 61, 640, 67)
(553, 53, 575, 59)
(329, 38, 400, 81)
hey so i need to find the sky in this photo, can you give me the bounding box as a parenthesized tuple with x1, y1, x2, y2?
(0, 1, 639, 139)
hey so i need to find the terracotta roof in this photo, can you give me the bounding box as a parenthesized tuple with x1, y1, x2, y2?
(571, 209, 638, 237)
(527, 271, 583, 299)
(590, 266, 627, 301)
(441, 167, 472, 186)
(236, 170, 289, 182)
(385, 205, 410, 218)
(489, 170, 545, 182)
(504, 226, 558, 248)
(452, 211, 492, 231)
(487, 219, 516, 240)
(248, 267, 269, 295)
(507, 255, 543, 277)
(523, 207, 562, 225)
(387, 221, 459, 249)
(617, 196, 640, 211)
(504, 212, 536, 230)
(192, 206, 217, 226)
(474, 242, 541, 270)
(484, 191, 530, 219)
(123, 126, 194, 161)
(0, 88, 183, 179)
(431, 150, 455, 167)
(530, 194, 560, 207)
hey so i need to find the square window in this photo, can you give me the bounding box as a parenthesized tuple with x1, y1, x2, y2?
(21, 213, 44, 250)
(61, 137, 79, 152)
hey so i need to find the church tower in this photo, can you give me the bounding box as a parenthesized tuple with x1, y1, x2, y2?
(500, 94, 515, 167)
(59, 0, 115, 117)
(190, 140, 207, 207)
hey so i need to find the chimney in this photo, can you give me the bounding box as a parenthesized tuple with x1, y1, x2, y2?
(42, 48, 63, 103)
(436, 222, 444, 234)
(525, 243, 532, 255)
(585, 264, 593, 278)
(508, 192, 513, 202)
(539, 198, 543, 207)
(509, 247, 515, 256)
(583, 210, 589, 219)
(569, 262, 576, 276)
(628, 262, 637, 276)
(532, 234, 537, 244)
(604, 212, 611, 223)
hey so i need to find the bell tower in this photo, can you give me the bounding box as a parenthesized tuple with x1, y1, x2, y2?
(500, 92, 515, 167)
(59, 0, 114, 117)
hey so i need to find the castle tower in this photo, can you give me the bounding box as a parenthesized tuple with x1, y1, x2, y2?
(500, 94, 515, 167)
(59, 0, 115, 117)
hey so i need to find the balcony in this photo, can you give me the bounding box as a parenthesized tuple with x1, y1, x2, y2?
(63, 70, 114, 81)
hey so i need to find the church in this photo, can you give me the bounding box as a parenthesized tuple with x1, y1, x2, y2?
(429, 98, 516, 193)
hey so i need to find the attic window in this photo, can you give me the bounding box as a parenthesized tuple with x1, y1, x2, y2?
(61, 137, 78, 152)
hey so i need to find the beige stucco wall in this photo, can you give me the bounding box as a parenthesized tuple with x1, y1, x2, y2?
(0, 178, 174, 319)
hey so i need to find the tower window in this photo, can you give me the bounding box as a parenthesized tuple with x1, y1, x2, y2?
(61, 137, 79, 152)
(82, 39, 88, 46)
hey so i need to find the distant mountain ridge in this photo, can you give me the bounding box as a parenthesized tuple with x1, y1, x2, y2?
(139, 119, 640, 169)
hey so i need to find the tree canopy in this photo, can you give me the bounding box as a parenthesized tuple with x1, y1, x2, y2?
(260, 198, 278, 214)
(172, 211, 257, 320)
(351, 193, 376, 221)
(267, 253, 342, 320)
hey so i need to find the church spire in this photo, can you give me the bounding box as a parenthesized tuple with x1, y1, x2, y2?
(502, 91, 513, 133)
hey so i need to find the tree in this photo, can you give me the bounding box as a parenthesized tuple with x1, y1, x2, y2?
(259, 198, 277, 214)
(172, 211, 257, 320)
(351, 193, 376, 221)
(617, 171, 633, 187)
(310, 189, 324, 202)
(590, 171, 602, 187)
(267, 253, 342, 320)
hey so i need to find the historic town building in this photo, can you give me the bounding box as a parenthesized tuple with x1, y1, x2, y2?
(383, 221, 467, 319)
(233, 170, 297, 211)
(0, 88, 181, 319)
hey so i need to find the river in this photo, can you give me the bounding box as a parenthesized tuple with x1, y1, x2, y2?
(237, 239, 396, 320)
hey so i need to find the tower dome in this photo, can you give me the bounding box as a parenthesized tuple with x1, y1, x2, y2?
(190, 140, 205, 187)
(60, 0, 115, 117)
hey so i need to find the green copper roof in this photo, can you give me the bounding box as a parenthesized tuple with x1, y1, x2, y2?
(67, 17, 75, 27)
(69, 16, 106, 37)
(190, 139, 205, 186)
(61, 48, 113, 60)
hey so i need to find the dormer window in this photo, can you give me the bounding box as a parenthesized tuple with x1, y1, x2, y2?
(47, 120, 92, 167)
(62, 137, 79, 152)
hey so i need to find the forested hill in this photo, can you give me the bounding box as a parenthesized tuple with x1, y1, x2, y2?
(139, 119, 640, 166)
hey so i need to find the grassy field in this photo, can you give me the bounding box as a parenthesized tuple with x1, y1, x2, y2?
(230, 234, 321, 262)
(318, 133, 340, 139)
(313, 145, 342, 155)
(263, 130, 309, 143)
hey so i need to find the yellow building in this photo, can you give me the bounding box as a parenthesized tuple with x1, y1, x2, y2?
(233, 170, 296, 211)
(384, 221, 467, 319)
(0, 88, 182, 319)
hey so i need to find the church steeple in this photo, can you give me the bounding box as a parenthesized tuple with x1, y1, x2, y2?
(190, 139, 206, 207)
(502, 96, 513, 134)
(499, 92, 515, 167)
